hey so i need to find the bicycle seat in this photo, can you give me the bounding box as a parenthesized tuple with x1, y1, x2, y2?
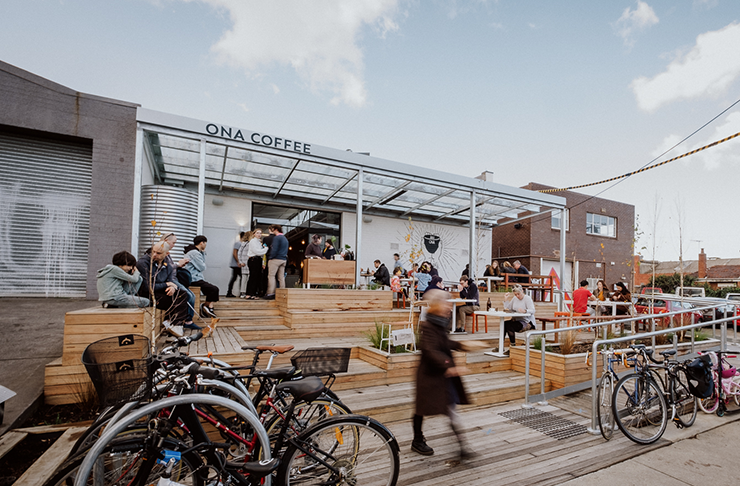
(276, 376, 325, 403)
(226, 458, 280, 477)
(631, 344, 646, 350)
(660, 350, 677, 357)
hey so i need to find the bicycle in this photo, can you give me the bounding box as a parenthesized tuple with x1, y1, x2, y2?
(586, 347, 634, 440)
(697, 351, 740, 416)
(72, 381, 400, 486)
(612, 344, 698, 445)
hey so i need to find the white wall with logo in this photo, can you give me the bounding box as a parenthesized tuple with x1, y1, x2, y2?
(354, 214, 492, 282)
(191, 194, 492, 291)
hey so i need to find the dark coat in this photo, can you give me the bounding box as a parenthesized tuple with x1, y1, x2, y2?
(415, 314, 469, 416)
(373, 263, 390, 286)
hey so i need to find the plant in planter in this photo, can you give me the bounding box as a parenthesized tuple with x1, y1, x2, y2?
(363, 320, 415, 354)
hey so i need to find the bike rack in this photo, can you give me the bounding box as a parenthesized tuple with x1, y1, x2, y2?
(521, 302, 737, 436)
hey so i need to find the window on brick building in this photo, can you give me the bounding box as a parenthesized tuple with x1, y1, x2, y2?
(551, 209, 569, 231)
(587, 213, 616, 237)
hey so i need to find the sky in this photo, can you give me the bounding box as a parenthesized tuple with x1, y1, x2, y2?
(1, 0, 739, 262)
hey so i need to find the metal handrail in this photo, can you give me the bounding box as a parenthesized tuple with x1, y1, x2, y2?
(521, 303, 731, 409)
(585, 314, 737, 434)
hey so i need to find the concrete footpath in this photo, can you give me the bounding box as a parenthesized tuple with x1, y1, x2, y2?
(0, 297, 92, 435)
(562, 418, 740, 486)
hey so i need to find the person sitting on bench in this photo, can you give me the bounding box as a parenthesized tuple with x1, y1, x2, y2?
(97, 251, 151, 308)
(183, 235, 220, 318)
(137, 241, 199, 330)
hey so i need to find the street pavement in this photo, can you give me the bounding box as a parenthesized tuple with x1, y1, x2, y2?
(0, 297, 92, 435)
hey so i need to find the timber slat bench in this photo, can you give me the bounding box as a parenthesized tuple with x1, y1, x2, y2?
(45, 306, 162, 405)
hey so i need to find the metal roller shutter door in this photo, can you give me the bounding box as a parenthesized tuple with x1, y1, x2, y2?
(0, 131, 92, 296)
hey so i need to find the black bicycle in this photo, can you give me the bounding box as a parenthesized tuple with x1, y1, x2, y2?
(612, 344, 697, 444)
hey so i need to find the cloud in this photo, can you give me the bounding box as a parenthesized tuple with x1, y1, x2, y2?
(631, 22, 740, 112)
(195, 0, 401, 107)
(613, 1, 658, 47)
(270, 83, 280, 95)
(653, 112, 740, 170)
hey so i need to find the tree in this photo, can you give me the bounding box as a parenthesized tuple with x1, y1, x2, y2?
(649, 273, 698, 293)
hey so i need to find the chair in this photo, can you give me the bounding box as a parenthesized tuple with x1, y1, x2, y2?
(473, 311, 488, 334)
(380, 321, 417, 353)
(394, 291, 407, 309)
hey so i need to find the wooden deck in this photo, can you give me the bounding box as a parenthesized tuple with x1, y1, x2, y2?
(383, 400, 667, 486)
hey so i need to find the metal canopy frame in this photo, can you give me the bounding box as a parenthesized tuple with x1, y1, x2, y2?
(134, 109, 567, 286)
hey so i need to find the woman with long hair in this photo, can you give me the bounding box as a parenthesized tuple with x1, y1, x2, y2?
(245, 229, 268, 299)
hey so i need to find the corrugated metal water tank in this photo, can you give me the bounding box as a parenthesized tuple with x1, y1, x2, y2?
(138, 185, 198, 260)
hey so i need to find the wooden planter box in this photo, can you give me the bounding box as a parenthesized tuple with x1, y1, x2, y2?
(510, 339, 720, 390)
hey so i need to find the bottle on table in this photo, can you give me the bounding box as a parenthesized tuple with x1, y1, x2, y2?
(486, 298, 492, 311)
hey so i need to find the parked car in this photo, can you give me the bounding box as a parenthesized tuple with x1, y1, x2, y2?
(693, 298, 737, 323)
(634, 297, 703, 327)
(725, 293, 740, 303)
(640, 287, 663, 295)
(675, 286, 705, 298)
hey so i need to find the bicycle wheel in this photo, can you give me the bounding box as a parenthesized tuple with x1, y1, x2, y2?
(612, 373, 667, 445)
(276, 414, 400, 486)
(44, 435, 203, 486)
(597, 372, 615, 440)
(673, 369, 698, 427)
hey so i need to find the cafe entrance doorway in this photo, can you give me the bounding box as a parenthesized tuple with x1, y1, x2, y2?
(251, 203, 342, 284)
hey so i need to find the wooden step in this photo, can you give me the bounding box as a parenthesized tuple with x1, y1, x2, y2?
(221, 316, 286, 327)
(338, 370, 551, 423)
(236, 324, 295, 342)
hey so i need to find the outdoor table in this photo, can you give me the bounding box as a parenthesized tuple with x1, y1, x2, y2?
(587, 300, 634, 316)
(537, 315, 621, 343)
(479, 310, 531, 357)
(447, 298, 478, 334)
(477, 276, 503, 292)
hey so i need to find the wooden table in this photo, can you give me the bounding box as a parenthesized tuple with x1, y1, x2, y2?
(302, 259, 356, 287)
(537, 315, 620, 343)
(586, 300, 634, 316)
(478, 310, 531, 357)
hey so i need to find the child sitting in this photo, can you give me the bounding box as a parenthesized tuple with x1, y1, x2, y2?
(97, 251, 151, 308)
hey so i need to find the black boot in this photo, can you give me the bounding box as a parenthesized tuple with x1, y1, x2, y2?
(411, 414, 434, 456)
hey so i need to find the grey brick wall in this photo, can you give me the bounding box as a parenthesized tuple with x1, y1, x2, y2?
(0, 61, 139, 299)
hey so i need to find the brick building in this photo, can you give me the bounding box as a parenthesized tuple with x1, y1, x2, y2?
(491, 183, 635, 292)
(636, 249, 740, 290)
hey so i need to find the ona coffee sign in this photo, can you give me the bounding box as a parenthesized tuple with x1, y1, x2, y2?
(205, 124, 312, 154)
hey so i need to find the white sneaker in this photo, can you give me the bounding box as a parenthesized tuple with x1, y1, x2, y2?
(239, 293, 247, 299)
(163, 320, 172, 329)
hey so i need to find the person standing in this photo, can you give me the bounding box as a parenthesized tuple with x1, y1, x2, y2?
(456, 275, 480, 333)
(226, 232, 245, 298)
(305, 234, 323, 258)
(245, 229, 268, 299)
(322, 239, 337, 259)
(237, 231, 251, 298)
(183, 235, 220, 318)
(265, 224, 288, 300)
(412, 289, 477, 460)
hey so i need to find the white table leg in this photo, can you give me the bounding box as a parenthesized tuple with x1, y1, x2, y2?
(484, 316, 508, 357)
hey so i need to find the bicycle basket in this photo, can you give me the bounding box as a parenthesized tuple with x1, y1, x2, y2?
(685, 354, 714, 399)
(81, 334, 152, 407)
(290, 348, 351, 376)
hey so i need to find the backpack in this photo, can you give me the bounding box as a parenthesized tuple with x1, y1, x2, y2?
(685, 354, 714, 399)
